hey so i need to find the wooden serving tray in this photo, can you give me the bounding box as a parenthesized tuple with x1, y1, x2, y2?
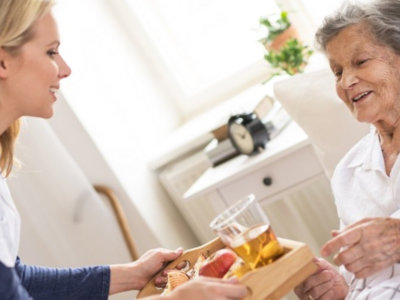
(137, 237, 317, 300)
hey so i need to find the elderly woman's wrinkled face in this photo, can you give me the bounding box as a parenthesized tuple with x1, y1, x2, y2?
(326, 23, 400, 126)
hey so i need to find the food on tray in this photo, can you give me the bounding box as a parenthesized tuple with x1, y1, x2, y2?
(222, 256, 251, 279)
(165, 270, 190, 292)
(199, 249, 237, 278)
(138, 238, 318, 300)
(154, 260, 191, 288)
(159, 248, 246, 294)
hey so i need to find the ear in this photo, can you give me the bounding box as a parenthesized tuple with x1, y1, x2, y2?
(0, 48, 10, 79)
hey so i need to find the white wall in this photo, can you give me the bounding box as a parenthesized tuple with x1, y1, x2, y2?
(53, 0, 199, 250)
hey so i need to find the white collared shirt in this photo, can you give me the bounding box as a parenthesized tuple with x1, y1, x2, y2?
(0, 175, 20, 267)
(332, 128, 400, 299)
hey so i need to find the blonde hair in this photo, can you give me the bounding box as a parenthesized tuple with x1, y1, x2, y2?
(0, 0, 54, 176)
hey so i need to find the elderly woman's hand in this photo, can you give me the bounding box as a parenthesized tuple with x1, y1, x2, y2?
(294, 258, 348, 300)
(321, 217, 400, 279)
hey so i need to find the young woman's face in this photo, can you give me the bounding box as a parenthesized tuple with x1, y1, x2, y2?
(326, 23, 400, 126)
(4, 11, 71, 119)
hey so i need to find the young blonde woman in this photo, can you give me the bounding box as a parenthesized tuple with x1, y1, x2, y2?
(0, 1, 248, 299)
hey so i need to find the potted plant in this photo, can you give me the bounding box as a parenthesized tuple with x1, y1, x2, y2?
(259, 11, 294, 50)
(264, 38, 313, 78)
(259, 11, 313, 81)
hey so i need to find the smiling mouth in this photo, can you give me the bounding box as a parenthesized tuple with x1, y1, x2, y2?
(352, 91, 372, 102)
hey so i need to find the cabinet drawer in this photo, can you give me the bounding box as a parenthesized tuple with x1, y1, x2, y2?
(218, 145, 323, 205)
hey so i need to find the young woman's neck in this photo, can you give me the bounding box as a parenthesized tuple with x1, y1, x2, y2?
(0, 103, 19, 136)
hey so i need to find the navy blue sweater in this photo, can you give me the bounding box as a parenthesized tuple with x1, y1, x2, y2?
(0, 258, 110, 300)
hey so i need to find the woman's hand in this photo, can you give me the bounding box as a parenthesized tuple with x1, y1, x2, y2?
(294, 258, 348, 300)
(110, 247, 183, 294)
(132, 247, 184, 289)
(165, 277, 248, 300)
(321, 217, 400, 278)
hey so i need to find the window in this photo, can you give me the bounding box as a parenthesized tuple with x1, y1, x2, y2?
(123, 0, 282, 117)
(299, 0, 343, 28)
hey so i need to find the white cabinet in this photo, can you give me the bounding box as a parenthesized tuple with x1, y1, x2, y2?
(185, 121, 326, 207)
(218, 144, 323, 206)
(159, 121, 328, 244)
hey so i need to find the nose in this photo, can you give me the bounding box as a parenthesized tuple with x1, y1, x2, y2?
(339, 69, 359, 89)
(57, 55, 71, 79)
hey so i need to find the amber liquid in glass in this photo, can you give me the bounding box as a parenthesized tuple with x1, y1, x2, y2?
(230, 224, 284, 269)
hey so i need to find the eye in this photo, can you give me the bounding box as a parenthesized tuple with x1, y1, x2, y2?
(47, 49, 59, 57)
(330, 64, 342, 79)
(357, 58, 369, 66)
(333, 69, 342, 79)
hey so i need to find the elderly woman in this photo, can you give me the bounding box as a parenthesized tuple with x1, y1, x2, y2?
(294, 0, 400, 299)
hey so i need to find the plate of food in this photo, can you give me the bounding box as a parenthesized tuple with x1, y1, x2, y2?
(137, 237, 317, 300)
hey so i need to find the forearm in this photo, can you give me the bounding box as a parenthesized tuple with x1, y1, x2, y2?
(109, 264, 136, 294)
(109, 261, 148, 294)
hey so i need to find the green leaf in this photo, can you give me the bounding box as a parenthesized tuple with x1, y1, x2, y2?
(259, 11, 291, 43)
(263, 38, 313, 78)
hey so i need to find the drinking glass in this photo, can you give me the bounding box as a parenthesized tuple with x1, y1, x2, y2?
(209, 194, 284, 269)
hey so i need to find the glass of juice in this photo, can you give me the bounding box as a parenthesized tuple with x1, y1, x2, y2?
(209, 194, 284, 270)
